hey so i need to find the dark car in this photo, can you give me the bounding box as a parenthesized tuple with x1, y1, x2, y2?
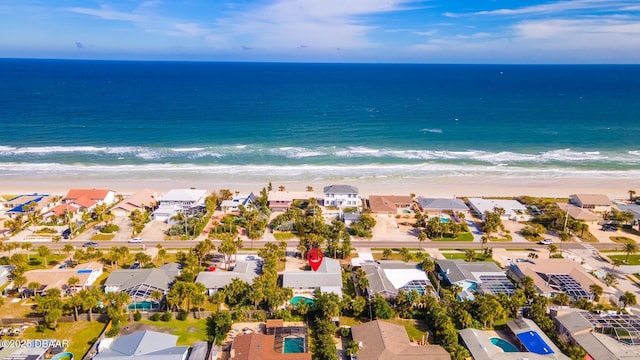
(62, 228, 72, 239)
(601, 225, 617, 232)
(129, 262, 141, 269)
(82, 241, 99, 248)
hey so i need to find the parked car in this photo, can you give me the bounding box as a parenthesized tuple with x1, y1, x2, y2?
(129, 262, 140, 269)
(61, 228, 72, 239)
(82, 241, 99, 248)
(538, 239, 553, 245)
(600, 225, 617, 232)
(128, 237, 143, 243)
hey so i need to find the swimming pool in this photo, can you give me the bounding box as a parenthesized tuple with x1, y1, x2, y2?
(51, 352, 74, 360)
(290, 296, 314, 306)
(491, 337, 519, 352)
(127, 301, 159, 311)
(284, 337, 304, 353)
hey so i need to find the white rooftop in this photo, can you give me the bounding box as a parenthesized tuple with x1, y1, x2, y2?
(383, 268, 429, 290)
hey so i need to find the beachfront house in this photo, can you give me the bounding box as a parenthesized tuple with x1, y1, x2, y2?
(614, 201, 640, 229)
(351, 320, 451, 360)
(361, 261, 434, 299)
(267, 191, 316, 212)
(569, 194, 613, 216)
(367, 195, 413, 215)
(220, 192, 257, 212)
(64, 188, 116, 205)
(556, 203, 601, 223)
(323, 185, 360, 209)
(111, 189, 158, 217)
(415, 197, 470, 217)
(152, 188, 207, 222)
(437, 259, 516, 300)
(467, 198, 529, 221)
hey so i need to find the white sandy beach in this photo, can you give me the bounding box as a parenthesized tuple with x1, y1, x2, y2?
(1, 174, 638, 200)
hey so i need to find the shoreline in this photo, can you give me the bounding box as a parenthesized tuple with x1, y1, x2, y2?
(1, 174, 638, 200)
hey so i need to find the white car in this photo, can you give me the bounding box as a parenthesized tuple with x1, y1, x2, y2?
(128, 237, 143, 243)
(538, 239, 553, 245)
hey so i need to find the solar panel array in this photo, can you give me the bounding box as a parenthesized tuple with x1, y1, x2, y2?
(478, 275, 517, 296)
(547, 274, 591, 300)
(582, 312, 640, 345)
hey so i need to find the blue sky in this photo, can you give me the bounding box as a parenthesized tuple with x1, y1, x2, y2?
(1, 0, 640, 63)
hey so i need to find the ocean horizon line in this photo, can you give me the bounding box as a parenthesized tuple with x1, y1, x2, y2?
(3, 57, 640, 66)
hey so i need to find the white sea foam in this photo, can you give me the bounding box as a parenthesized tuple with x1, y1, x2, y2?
(2, 162, 640, 181)
(421, 128, 443, 134)
(2, 145, 640, 166)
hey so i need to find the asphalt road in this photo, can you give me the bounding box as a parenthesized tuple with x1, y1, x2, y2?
(54, 238, 624, 251)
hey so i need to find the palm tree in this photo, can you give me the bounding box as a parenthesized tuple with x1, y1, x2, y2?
(151, 290, 163, 310)
(67, 276, 80, 292)
(21, 242, 33, 261)
(399, 247, 412, 262)
(417, 231, 427, 249)
(382, 248, 392, 260)
(589, 284, 603, 302)
(63, 244, 75, 260)
(13, 275, 27, 297)
(623, 241, 638, 263)
(620, 291, 637, 308)
(629, 190, 636, 202)
(37, 245, 51, 268)
(27, 281, 41, 297)
(480, 236, 488, 251)
(548, 244, 558, 258)
(465, 249, 476, 262)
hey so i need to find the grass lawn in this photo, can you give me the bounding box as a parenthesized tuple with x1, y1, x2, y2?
(91, 233, 115, 241)
(136, 318, 209, 345)
(0, 297, 36, 318)
(373, 253, 406, 261)
(384, 319, 428, 342)
(24, 254, 66, 270)
(608, 254, 640, 266)
(21, 320, 107, 358)
(610, 236, 635, 244)
(273, 232, 297, 241)
(430, 232, 474, 242)
(441, 252, 492, 262)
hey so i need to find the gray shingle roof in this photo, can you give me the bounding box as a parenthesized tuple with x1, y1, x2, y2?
(196, 260, 261, 289)
(437, 259, 503, 284)
(94, 330, 190, 360)
(104, 268, 174, 292)
(416, 197, 469, 212)
(323, 185, 358, 195)
(282, 258, 342, 289)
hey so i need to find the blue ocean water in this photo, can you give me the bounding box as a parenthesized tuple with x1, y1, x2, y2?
(1, 59, 639, 181)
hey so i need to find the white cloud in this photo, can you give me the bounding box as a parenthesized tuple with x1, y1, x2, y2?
(68, 5, 145, 23)
(217, 0, 417, 50)
(407, 15, 640, 63)
(473, 0, 636, 16)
